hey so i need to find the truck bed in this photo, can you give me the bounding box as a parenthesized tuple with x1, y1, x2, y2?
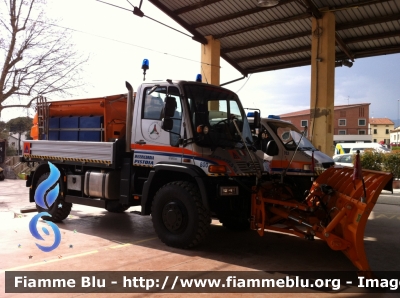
(23, 140, 119, 168)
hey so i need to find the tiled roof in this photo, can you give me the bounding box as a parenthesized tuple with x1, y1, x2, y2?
(369, 118, 394, 125)
(279, 109, 310, 117)
(279, 103, 370, 117)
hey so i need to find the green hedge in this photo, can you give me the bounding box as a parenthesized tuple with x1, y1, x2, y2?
(357, 150, 400, 179)
(360, 150, 384, 171)
(382, 151, 400, 179)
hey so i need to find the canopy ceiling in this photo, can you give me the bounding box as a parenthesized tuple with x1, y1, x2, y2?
(148, 0, 400, 75)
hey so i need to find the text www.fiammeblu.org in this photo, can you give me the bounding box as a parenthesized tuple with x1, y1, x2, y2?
(13, 275, 400, 292)
(121, 276, 400, 291)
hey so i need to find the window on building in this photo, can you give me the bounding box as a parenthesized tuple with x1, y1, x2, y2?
(358, 130, 366, 135)
(358, 119, 366, 126)
(338, 119, 346, 126)
(338, 130, 346, 135)
(373, 139, 377, 142)
(373, 129, 377, 134)
(386, 129, 389, 134)
(301, 120, 308, 127)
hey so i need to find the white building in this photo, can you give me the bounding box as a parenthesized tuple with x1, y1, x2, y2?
(7, 132, 28, 154)
(390, 127, 400, 147)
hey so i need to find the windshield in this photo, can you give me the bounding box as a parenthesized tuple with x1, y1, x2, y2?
(268, 121, 316, 151)
(184, 84, 252, 149)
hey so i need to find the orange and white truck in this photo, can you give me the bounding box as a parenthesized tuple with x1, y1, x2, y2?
(21, 68, 393, 272)
(23, 77, 265, 248)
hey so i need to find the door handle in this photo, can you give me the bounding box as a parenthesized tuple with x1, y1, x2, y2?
(135, 140, 146, 144)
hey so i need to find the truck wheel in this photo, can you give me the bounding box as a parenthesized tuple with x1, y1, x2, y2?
(35, 172, 72, 222)
(105, 201, 130, 213)
(151, 181, 210, 248)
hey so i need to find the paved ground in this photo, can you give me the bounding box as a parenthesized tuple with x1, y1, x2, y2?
(1, 178, 400, 297)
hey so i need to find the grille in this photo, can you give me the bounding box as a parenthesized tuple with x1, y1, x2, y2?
(236, 161, 261, 174)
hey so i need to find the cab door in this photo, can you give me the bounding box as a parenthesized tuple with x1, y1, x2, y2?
(134, 85, 184, 165)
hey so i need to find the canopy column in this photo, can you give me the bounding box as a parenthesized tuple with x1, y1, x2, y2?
(201, 35, 221, 110)
(310, 11, 336, 156)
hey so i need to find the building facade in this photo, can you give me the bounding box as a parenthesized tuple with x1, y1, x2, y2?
(279, 103, 372, 144)
(369, 118, 393, 146)
(390, 127, 400, 147)
(7, 132, 28, 155)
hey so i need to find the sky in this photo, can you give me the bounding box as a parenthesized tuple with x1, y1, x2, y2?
(1, 0, 400, 125)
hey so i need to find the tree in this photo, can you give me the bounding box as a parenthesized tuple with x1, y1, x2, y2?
(7, 116, 32, 133)
(0, 120, 6, 131)
(6, 116, 33, 139)
(0, 0, 88, 118)
(0, 120, 7, 140)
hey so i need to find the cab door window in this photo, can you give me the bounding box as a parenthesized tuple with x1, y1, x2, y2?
(143, 87, 165, 120)
(166, 86, 182, 147)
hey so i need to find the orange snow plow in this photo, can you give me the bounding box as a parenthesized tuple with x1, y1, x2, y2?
(251, 167, 393, 272)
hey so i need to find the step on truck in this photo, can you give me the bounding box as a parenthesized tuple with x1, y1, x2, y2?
(22, 64, 393, 273)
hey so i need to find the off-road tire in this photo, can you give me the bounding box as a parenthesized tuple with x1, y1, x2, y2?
(35, 172, 72, 222)
(151, 181, 210, 248)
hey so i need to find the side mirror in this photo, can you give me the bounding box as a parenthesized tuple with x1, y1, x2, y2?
(266, 140, 279, 156)
(163, 97, 176, 119)
(162, 118, 173, 131)
(253, 111, 260, 129)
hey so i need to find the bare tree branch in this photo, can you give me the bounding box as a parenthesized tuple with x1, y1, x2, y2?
(0, 0, 88, 117)
(1, 96, 37, 109)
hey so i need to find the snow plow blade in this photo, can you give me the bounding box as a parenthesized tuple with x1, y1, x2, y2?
(251, 167, 393, 272)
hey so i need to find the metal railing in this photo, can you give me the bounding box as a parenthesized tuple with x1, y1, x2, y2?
(2, 156, 36, 179)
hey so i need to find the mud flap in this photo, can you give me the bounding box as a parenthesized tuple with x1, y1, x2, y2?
(251, 167, 393, 272)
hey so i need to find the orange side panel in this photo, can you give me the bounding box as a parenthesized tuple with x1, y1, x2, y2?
(31, 124, 39, 140)
(48, 94, 127, 141)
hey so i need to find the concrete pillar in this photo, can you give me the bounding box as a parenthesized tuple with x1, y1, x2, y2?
(201, 35, 220, 110)
(309, 12, 336, 156)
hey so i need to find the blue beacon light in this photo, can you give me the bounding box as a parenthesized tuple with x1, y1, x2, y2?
(142, 59, 149, 81)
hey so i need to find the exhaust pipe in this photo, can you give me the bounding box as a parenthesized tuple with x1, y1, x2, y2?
(125, 81, 133, 153)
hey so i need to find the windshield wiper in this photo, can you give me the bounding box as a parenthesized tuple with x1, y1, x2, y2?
(281, 126, 307, 183)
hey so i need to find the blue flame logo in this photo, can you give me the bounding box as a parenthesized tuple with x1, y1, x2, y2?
(29, 162, 62, 252)
(34, 162, 60, 209)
